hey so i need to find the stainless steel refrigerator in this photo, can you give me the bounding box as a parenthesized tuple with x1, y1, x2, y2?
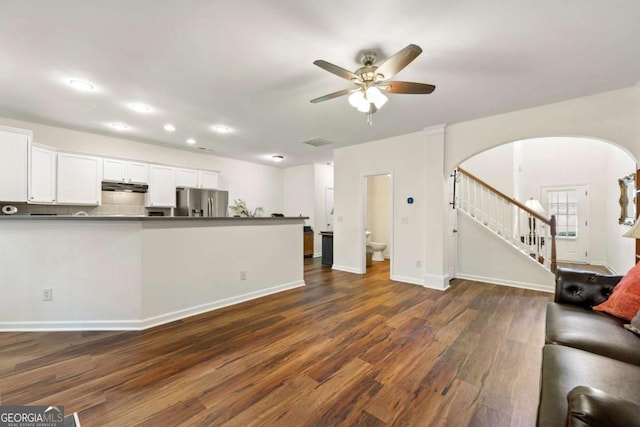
(175, 188, 229, 217)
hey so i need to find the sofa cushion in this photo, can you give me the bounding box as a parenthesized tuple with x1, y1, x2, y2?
(537, 345, 640, 427)
(545, 302, 640, 366)
(566, 386, 640, 427)
(593, 261, 640, 321)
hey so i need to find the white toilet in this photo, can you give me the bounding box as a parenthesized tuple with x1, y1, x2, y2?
(366, 230, 387, 262)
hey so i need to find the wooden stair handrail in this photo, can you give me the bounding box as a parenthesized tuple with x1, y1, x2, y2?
(457, 166, 557, 272)
(457, 167, 550, 224)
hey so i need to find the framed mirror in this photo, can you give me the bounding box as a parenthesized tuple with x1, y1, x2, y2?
(618, 173, 636, 225)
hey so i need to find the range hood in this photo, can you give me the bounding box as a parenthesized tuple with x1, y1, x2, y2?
(101, 181, 148, 193)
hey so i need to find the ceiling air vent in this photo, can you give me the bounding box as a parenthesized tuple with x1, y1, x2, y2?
(301, 137, 333, 147)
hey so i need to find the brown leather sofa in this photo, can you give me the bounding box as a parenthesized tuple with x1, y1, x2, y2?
(537, 268, 640, 426)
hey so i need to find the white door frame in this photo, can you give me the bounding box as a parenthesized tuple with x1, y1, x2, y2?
(361, 171, 394, 277)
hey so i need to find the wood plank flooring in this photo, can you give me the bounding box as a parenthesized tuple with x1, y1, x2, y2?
(556, 262, 613, 275)
(0, 259, 551, 426)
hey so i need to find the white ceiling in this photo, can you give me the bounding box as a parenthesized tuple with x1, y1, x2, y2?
(1, 1, 639, 167)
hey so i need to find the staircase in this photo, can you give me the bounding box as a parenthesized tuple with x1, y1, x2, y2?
(455, 167, 557, 273)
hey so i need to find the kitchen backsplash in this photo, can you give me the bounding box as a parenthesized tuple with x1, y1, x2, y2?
(5, 191, 148, 216)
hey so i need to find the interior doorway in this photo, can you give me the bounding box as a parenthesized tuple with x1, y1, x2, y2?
(362, 173, 393, 276)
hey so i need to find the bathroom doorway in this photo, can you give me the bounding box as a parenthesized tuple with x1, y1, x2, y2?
(363, 173, 393, 276)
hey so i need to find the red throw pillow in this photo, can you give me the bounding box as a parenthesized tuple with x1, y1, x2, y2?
(594, 262, 640, 321)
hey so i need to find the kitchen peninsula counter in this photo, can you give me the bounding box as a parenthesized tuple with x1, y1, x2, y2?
(0, 216, 308, 331)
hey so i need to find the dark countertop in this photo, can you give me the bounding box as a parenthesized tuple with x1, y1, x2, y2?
(0, 215, 309, 222)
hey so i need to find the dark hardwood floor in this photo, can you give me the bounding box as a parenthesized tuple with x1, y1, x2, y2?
(556, 262, 613, 275)
(0, 258, 551, 426)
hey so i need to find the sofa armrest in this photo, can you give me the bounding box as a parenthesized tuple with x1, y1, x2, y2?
(567, 386, 640, 427)
(554, 268, 622, 308)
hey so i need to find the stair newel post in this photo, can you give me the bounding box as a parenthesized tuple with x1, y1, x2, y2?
(550, 214, 557, 273)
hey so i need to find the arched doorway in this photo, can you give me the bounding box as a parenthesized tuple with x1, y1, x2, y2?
(452, 136, 637, 281)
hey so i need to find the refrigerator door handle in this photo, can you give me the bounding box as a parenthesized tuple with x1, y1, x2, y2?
(208, 197, 212, 217)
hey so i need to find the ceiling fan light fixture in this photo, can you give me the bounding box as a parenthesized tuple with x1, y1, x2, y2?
(373, 92, 388, 109)
(356, 101, 371, 113)
(348, 91, 365, 108)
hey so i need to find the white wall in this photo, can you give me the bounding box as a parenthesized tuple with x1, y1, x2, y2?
(460, 143, 514, 196)
(334, 131, 430, 285)
(0, 218, 305, 330)
(0, 221, 142, 327)
(456, 213, 554, 291)
(459, 136, 636, 272)
(282, 163, 334, 256)
(366, 174, 391, 258)
(0, 117, 284, 214)
(606, 149, 637, 274)
(283, 165, 314, 223)
(333, 88, 640, 291)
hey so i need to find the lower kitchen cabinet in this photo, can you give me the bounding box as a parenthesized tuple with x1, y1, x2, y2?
(304, 230, 314, 257)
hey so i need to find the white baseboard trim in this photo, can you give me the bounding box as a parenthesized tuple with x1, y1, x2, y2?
(0, 280, 306, 332)
(0, 319, 142, 332)
(391, 274, 424, 286)
(313, 252, 322, 258)
(332, 264, 362, 274)
(423, 273, 450, 291)
(455, 273, 554, 293)
(140, 280, 306, 330)
(604, 264, 620, 275)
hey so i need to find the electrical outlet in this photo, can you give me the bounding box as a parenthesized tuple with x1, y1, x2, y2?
(416, 261, 422, 268)
(42, 288, 53, 301)
(240, 271, 247, 281)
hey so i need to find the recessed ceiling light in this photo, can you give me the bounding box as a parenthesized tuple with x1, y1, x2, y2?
(163, 124, 176, 132)
(272, 155, 284, 162)
(68, 79, 95, 91)
(186, 138, 196, 145)
(129, 103, 152, 113)
(110, 123, 129, 131)
(212, 125, 232, 134)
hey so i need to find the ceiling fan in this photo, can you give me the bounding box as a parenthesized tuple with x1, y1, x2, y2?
(310, 44, 435, 124)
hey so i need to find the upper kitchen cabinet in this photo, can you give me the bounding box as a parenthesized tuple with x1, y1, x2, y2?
(0, 127, 31, 202)
(176, 168, 219, 190)
(57, 153, 102, 205)
(146, 165, 176, 207)
(176, 168, 199, 188)
(199, 170, 219, 190)
(29, 145, 57, 204)
(103, 158, 148, 184)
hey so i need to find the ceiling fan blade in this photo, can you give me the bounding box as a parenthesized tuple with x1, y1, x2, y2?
(310, 88, 353, 103)
(313, 60, 360, 82)
(381, 81, 436, 94)
(374, 44, 423, 80)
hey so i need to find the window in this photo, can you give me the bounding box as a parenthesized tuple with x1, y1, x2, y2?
(547, 190, 578, 239)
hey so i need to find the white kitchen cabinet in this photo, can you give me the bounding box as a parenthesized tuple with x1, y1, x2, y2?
(0, 127, 31, 202)
(103, 158, 148, 184)
(146, 165, 176, 207)
(199, 170, 219, 189)
(127, 162, 148, 184)
(176, 168, 218, 189)
(29, 145, 57, 204)
(176, 168, 199, 188)
(57, 153, 102, 205)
